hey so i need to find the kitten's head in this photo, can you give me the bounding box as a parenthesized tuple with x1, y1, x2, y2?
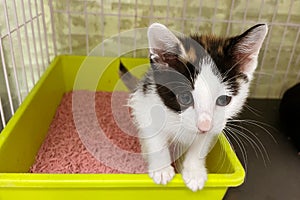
(148, 23, 268, 135)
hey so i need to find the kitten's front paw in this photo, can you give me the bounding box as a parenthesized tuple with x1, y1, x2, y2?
(149, 166, 175, 185)
(182, 168, 207, 192)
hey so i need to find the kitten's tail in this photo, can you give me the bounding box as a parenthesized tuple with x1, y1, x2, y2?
(118, 61, 139, 92)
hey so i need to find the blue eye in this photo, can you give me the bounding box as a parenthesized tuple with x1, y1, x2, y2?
(216, 95, 232, 106)
(177, 91, 193, 106)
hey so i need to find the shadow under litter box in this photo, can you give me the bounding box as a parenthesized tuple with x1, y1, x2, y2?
(224, 99, 300, 200)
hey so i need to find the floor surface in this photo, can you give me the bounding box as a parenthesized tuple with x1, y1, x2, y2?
(224, 99, 300, 200)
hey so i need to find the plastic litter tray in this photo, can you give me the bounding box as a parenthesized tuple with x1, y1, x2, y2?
(0, 55, 245, 200)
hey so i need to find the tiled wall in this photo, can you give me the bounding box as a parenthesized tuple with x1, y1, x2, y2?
(1, 0, 300, 121)
(49, 0, 300, 98)
(0, 0, 299, 130)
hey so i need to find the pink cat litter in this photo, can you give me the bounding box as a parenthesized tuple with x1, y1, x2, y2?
(30, 91, 147, 174)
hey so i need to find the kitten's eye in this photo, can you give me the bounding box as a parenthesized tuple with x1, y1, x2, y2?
(216, 95, 232, 106)
(177, 91, 194, 106)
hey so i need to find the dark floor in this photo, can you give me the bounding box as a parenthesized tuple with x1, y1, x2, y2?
(224, 99, 300, 200)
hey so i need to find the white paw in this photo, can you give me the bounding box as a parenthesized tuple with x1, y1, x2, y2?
(182, 168, 207, 192)
(149, 166, 175, 185)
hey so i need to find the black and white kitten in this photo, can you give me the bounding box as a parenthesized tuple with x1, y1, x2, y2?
(120, 23, 268, 191)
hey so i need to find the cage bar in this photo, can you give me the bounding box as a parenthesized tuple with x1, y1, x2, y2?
(3, 0, 22, 104)
(0, 38, 15, 116)
(49, 0, 57, 56)
(48, 7, 300, 28)
(67, 0, 72, 54)
(117, 0, 121, 56)
(100, 0, 105, 56)
(133, 0, 138, 57)
(12, 0, 29, 95)
(0, 0, 299, 132)
(0, 16, 42, 40)
(0, 97, 6, 129)
(253, 0, 279, 97)
(240, 0, 250, 32)
(266, 0, 294, 97)
(284, 27, 300, 85)
(211, 0, 219, 33)
(149, 0, 154, 24)
(165, 0, 170, 24)
(84, 0, 89, 55)
(20, 0, 36, 86)
(196, 0, 203, 31)
(34, 0, 46, 72)
(181, 1, 187, 33)
(28, 0, 41, 78)
(226, 0, 235, 36)
(40, 0, 50, 64)
(257, 0, 265, 22)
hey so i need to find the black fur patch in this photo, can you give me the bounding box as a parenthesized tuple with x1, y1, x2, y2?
(144, 28, 258, 112)
(190, 34, 250, 96)
(142, 72, 153, 94)
(153, 66, 194, 112)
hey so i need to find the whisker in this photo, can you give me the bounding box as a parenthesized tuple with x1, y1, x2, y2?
(228, 119, 277, 143)
(224, 129, 249, 173)
(182, 61, 195, 84)
(223, 73, 247, 83)
(221, 65, 239, 82)
(226, 125, 260, 159)
(215, 133, 231, 173)
(223, 128, 248, 173)
(227, 122, 271, 166)
(243, 103, 263, 117)
(253, 71, 273, 77)
(169, 127, 191, 172)
(221, 52, 253, 84)
(227, 124, 270, 166)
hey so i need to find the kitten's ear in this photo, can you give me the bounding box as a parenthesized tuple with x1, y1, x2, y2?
(231, 24, 268, 75)
(147, 23, 184, 66)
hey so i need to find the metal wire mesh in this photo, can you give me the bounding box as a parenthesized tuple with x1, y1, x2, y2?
(0, 0, 51, 130)
(0, 0, 299, 131)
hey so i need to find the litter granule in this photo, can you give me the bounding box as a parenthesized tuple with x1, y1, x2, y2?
(30, 91, 147, 174)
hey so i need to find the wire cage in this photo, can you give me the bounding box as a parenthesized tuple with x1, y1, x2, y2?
(0, 0, 299, 131)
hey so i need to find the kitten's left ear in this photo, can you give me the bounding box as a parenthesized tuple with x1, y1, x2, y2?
(231, 24, 268, 76)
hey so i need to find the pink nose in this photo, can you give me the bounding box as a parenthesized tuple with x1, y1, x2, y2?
(197, 119, 212, 133)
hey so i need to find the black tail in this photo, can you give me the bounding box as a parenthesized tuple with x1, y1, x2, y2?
(118, 61, 139, 92)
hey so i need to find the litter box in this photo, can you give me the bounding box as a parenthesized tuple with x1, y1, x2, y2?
(0, 55, 245, 200)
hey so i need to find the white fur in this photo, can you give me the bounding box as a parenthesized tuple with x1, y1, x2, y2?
(129, 57, 253, 191)
(128, 23, 267, 192)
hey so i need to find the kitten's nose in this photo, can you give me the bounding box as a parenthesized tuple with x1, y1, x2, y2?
(197, 119, 212, 133)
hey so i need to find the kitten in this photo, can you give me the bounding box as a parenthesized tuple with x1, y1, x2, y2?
(279, 83, 300, 155)
(119, 23, 268, 191)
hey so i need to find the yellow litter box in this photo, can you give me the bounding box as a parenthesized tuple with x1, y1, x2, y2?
(0, 55, 245, 200)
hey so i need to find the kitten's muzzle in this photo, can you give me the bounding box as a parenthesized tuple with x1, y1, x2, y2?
(197, 117, 212, 134)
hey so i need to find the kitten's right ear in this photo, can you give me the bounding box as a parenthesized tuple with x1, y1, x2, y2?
(147, 23, 183, 66)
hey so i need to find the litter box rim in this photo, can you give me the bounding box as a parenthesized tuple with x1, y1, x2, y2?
(0, 55, 245, 190)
